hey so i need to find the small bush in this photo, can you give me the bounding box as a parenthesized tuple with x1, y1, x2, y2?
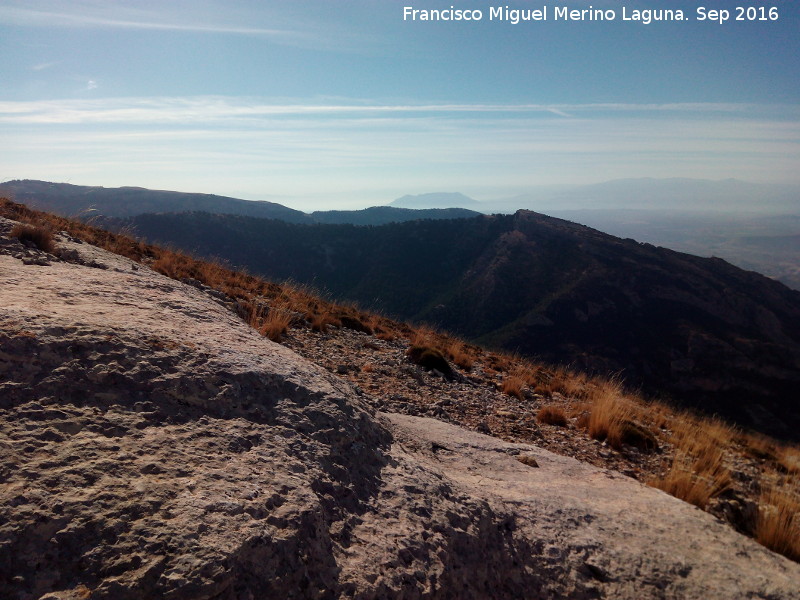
(310, 312, 341, 333)
(615, 420, 659, 452)
(537, 405, 568, 427)
(407, 345, 454, 379)
(10, 223, 55, 253)
(338, 313, 373, 334)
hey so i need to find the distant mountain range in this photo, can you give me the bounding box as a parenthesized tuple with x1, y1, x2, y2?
(3, 179, 800, 438)
(0, 180, 481, 226)
(487, 178, 800, 213)
(99, 209, 800, 441)
(0, 179, 310, 222)
(389, 192, 484, 210)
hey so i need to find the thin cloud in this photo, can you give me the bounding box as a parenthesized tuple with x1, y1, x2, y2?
(0, 97, 781, 126)
(0, 6, 323, 46)
(31, 60, 62, 71)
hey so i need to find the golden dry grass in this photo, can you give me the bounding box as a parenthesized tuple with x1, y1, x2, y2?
(500, 365, 537, 400)
(649, 451, 731, 509)
(756, 484, 800, 561)
(246, 302, 293, 342)
(537, 405, 568, 427)
(779, 446, 800, 475)
(444, 339, 475, 370)
(648, 416, 733, 508)
(500, 374, 526, 400)
(584, 379, 630, 442)
(10, 222, 56, 254)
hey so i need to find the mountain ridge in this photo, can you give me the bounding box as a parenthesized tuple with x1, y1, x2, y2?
(105, 208, 800, 441)
(0, 180, 483, 226)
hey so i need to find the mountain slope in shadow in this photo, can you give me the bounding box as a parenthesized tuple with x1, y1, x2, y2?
(115, 209, 800, 440)
(0, 180, 483, 226)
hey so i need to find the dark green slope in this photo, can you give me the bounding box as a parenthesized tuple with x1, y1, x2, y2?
(122, 209, 800, 440)
(309, 206, 481, 225)
(0, 180, 312, 223)
(0, 180, 485, 227)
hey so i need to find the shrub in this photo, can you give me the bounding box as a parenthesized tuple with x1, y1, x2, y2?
(310, 312, 341, 333)
(407, 345, 454, 379)
(10, 223, 55, 253)
(537, 405, 568, 427)
(338, 313, 373, 334)
(615, 420, 659, 451)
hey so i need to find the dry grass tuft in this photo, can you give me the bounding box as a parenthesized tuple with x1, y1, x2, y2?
(580, 378, 659, 451)
(535, 365, 589, 398)
(779, 446, 800, 475)
(10, 222, 55, 253)
(755, 484, 800, 561)
(310, 312, 342, 333)
(445, 339, 475, 371)
(743, 433, 780, 462)
(501, 366, 536, 400)
(648, 416, 733, 509)
(649, 451, 731, 509)
(537, 405, 568, 427)
(584, 379, 629, 442)
(247, 302, 293, 342)
(500, 374, 526, 400)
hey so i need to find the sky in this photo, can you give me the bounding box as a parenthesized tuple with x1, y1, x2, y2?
(1, 0, 799, 210)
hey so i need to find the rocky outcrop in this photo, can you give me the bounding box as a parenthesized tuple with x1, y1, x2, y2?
(1, 217, 799, 599)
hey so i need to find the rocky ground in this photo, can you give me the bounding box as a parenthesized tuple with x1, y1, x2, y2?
(282, 322, 772, 533)
(1, 216, 799, 599)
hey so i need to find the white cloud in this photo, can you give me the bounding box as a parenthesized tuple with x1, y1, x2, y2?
(31, 60, 61, 71)
(0, 2, 363, 51)
(0, 97, 784, 126)
(1, 96, 798, 202)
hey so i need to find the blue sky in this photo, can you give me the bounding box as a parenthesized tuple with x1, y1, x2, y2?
(1, 0, 798, 209)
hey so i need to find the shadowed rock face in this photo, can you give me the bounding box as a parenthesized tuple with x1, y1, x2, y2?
(1, 217, 799, 600)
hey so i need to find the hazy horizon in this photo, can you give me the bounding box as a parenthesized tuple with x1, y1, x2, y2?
(1, 1, 799, 208)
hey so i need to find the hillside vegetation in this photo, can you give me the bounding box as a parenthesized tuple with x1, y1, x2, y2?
(103, 209, 800, 442)
(1, 196, 798, 565)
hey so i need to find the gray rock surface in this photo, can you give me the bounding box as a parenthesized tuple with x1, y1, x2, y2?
(1, 217, 799, 599)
